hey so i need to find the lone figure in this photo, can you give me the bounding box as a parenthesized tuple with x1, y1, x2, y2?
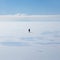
(28, 28, 30, 32)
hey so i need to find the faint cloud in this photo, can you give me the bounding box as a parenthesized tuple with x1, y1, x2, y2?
(0, 14, 60, 21)
(0, 42, 29, 47)
(36, 42, 60, 45)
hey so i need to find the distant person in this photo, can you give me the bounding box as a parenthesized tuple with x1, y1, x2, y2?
(28, 28, 30, 32)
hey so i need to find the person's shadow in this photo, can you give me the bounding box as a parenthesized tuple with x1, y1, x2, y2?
(28, 28, 32, 33)
(28, 28, 30, 32)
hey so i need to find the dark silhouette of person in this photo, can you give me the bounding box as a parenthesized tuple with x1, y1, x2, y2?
(28, 28, 30, 32)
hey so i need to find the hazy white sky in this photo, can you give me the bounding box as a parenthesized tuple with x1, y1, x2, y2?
(0, 14, 60, 21)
